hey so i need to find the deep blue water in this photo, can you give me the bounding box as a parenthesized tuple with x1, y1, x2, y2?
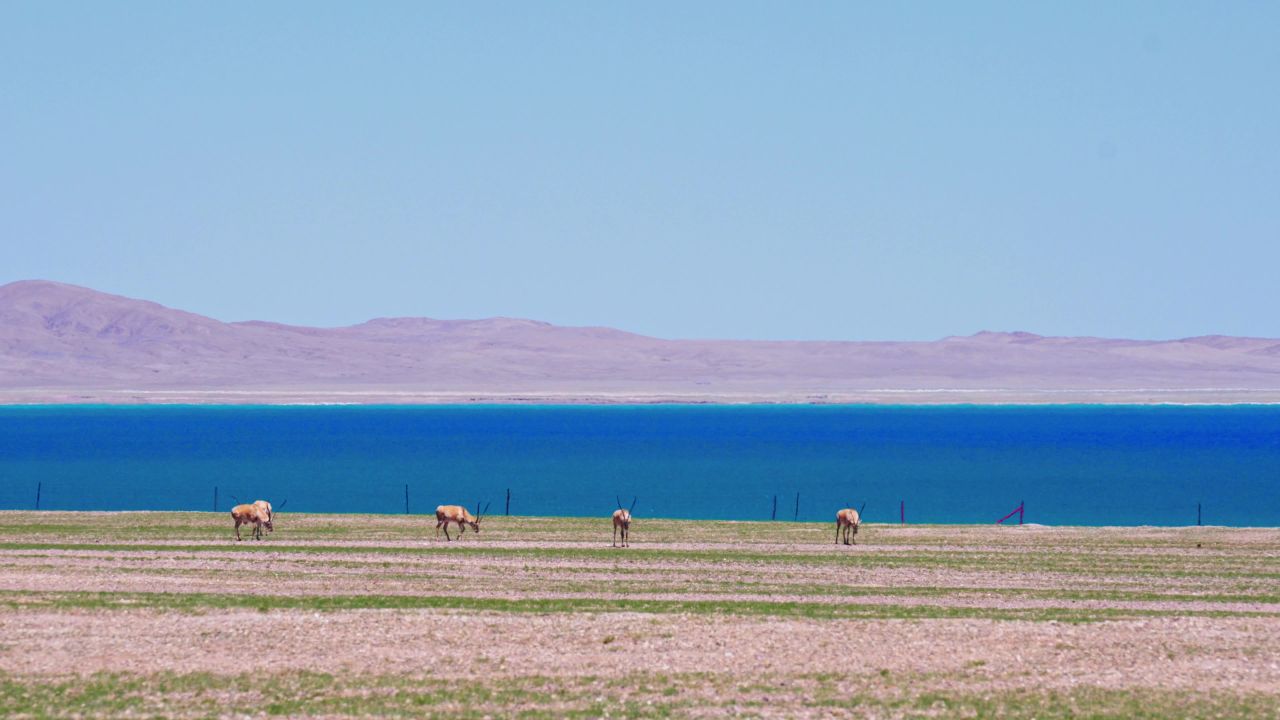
(1, 405, 1278, 526)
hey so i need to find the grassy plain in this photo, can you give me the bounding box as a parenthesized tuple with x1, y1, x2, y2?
(0, 512, 1276, 718)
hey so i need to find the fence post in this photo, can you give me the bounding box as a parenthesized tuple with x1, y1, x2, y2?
(900, 500, 905, 526)
(771, 495, 777, 520)
(35, 482, 41, 510)
(1019, 500, 1024, 525)
(1197, 502, 1202, 526)
(214, 486, 218, 513)
(506, 488, 511, 516)
(404, 484, 410, 515)
(793, 492, 800, 521)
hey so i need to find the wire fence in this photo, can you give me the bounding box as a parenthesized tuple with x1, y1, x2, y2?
(6, 480, 1227, 527)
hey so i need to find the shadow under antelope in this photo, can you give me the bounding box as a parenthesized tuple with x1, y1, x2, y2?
(612, 495, 637, 547)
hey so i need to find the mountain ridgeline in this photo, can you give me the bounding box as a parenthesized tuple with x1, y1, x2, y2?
(2, 280, 1280, 402)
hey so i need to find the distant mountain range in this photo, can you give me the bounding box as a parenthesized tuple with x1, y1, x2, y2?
(2, 280, 1279, 404)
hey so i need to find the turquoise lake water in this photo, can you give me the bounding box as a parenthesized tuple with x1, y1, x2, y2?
(1, 405, 1277, 526)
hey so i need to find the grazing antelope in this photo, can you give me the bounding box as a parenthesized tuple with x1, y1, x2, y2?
(231, 503, 271, 541)
(835, 506, 862, 545)
(436, 501, 489, 541)
(612, 496, 637, 548)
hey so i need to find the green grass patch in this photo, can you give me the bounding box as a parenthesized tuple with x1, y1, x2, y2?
(2, 539, 1275, 583)
(0, 589, 1271, 622)
(0, 669, 1274, 719)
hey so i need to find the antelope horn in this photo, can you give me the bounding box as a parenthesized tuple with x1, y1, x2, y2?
(858, 501, 866, 518)
(482, 501, 491, 517)
(229, 494, 241, 504)
(277, 499, 288, 511)
(629, 496, 638, 513)
(616, 495, 623, 510)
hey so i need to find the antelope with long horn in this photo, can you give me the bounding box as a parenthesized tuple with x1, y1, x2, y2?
(612, 496, 637, 548)
(436, 500, 489, 541)
(835, 503, 863, 545)
(231, 503, 270, 541)
(230, 498, 286, 541)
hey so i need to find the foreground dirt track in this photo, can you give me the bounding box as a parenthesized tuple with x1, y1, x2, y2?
(1, 513, 1278, 718)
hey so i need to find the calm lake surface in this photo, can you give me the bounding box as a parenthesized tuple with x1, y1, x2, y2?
(1, 405, 1278, 526)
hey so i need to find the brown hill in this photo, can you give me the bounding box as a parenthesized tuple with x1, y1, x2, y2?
(3, 280, 1279, 403)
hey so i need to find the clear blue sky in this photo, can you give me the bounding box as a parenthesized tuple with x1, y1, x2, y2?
(2, 2, 1277, 340)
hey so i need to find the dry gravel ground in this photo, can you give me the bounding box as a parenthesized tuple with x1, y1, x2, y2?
(0, 512, 1277, 718)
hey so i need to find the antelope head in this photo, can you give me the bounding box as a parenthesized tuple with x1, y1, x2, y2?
(470, 501, 491, 533)
(266, 499, 287, 533)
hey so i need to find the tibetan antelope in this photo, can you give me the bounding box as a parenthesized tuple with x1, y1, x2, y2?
(612, 496, 637, 548)
(835, 504, 863, 545)
(231, 503, 271, 541)
(229, 498, 285, 541)
(436, 501, 489, 541)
